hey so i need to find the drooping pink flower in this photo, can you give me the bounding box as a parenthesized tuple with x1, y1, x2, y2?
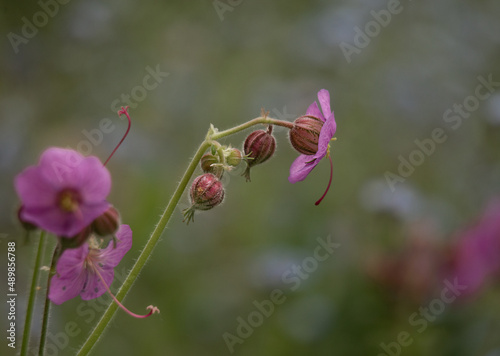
(288, 89, 337, 204)
(447, 198, 500, 297)
(14, 147, 111, 237)
(49, 224, 132, 304)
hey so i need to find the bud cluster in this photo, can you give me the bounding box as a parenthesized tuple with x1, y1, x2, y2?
(184, 127, 279, 224)
(184, 89, 336, 224)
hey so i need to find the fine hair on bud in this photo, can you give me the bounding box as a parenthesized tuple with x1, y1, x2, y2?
(200, 153, 224, 178)
(183, 173, 225, 224)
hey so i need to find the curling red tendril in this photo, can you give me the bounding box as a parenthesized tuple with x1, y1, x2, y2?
(103, 106, 131, 166)
(315, 154, 333, 206)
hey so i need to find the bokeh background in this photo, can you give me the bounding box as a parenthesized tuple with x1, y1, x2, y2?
(2, 0, 500, 355)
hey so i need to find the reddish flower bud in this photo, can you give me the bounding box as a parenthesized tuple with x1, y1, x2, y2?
(17, 206, 37, 231)
(242, 126, 276, 181)
(183, 173, 225, 224)
(289, 115, 324, 155)
(92, 206, 120, 236)
(200, 153, 224, 178)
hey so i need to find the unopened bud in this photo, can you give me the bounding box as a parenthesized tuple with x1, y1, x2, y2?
(92, 206, 120, 236)
(242, 126, 276, 181)
(289, 115, 323, 155)
(226, 148, 242, 167)
(183, 173, 225, 224)
(200, 153, 224, 178)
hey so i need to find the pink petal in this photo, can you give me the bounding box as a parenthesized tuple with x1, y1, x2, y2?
(79, 156, 111, 202)
(305, 102, 325, 122)
(317, 89, 331, 118)
(14, 166, 58, 207)
(21, 206, 76, 237)
(24, 200, 108, 237)
(80, 268, 114, 301)
(314, 112, 337, 161)
(49, 245, 88, 304)
(49, 272, 86, 304)
(39, 148, 86, 189)
(100, 224, 133, 267)
(288, 154, 318, 183)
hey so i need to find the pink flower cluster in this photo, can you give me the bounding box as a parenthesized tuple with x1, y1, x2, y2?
(14, 108, 158, 318)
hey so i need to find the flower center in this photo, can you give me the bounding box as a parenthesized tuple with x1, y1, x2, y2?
(84, 240, 103, 274)
(58, 189, 81, 212)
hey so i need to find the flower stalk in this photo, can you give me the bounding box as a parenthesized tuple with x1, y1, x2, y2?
(20, 230, 46, 356)
(77, 114, 289, 355)
(39, 244, 61, 356)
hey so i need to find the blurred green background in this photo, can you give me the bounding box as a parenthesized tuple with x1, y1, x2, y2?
(2, 0, 500, 355)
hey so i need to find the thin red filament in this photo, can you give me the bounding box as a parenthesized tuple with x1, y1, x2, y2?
(315, 154, 333, 206)
(94, 267, 159, 318)
(103, 106, 131, 166)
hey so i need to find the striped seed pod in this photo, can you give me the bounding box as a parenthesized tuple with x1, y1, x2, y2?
(289, 115, 324, 155)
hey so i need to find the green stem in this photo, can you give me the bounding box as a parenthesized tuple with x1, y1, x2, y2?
(212, 116, 293, 140)
(77, 115, 291, 355)
(39, 244, 60, 356)
(77, 140, 210, 355)
(20, 230, 46, 356)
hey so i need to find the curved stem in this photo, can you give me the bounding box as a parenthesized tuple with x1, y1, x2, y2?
(20, 230, 46, 356)
(77, 116, 293, 355)
(39, 243, 61, 356)
(211, 116, 292, 140)
(77, 139, 210, 355)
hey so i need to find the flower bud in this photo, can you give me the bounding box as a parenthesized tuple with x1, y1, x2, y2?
(200, 153, 224, 178)
(226, 148, 242, 167)
(92, 206, 120, 236)
(242, 126, 276, 181)
(17, 206, 37, 231)
(183, 173, 225, 224)
(289, 115, 324, 155)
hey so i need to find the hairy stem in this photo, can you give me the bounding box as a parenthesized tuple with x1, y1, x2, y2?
(39, 243, 60, 356)
(77, 115, 290, 355)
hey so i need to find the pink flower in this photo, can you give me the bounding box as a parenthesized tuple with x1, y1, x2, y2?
(49, 224, 132, 304)
(448, 198, 500, 297)
(289, 89, 337, 205)
(14, 147, 111, 237)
